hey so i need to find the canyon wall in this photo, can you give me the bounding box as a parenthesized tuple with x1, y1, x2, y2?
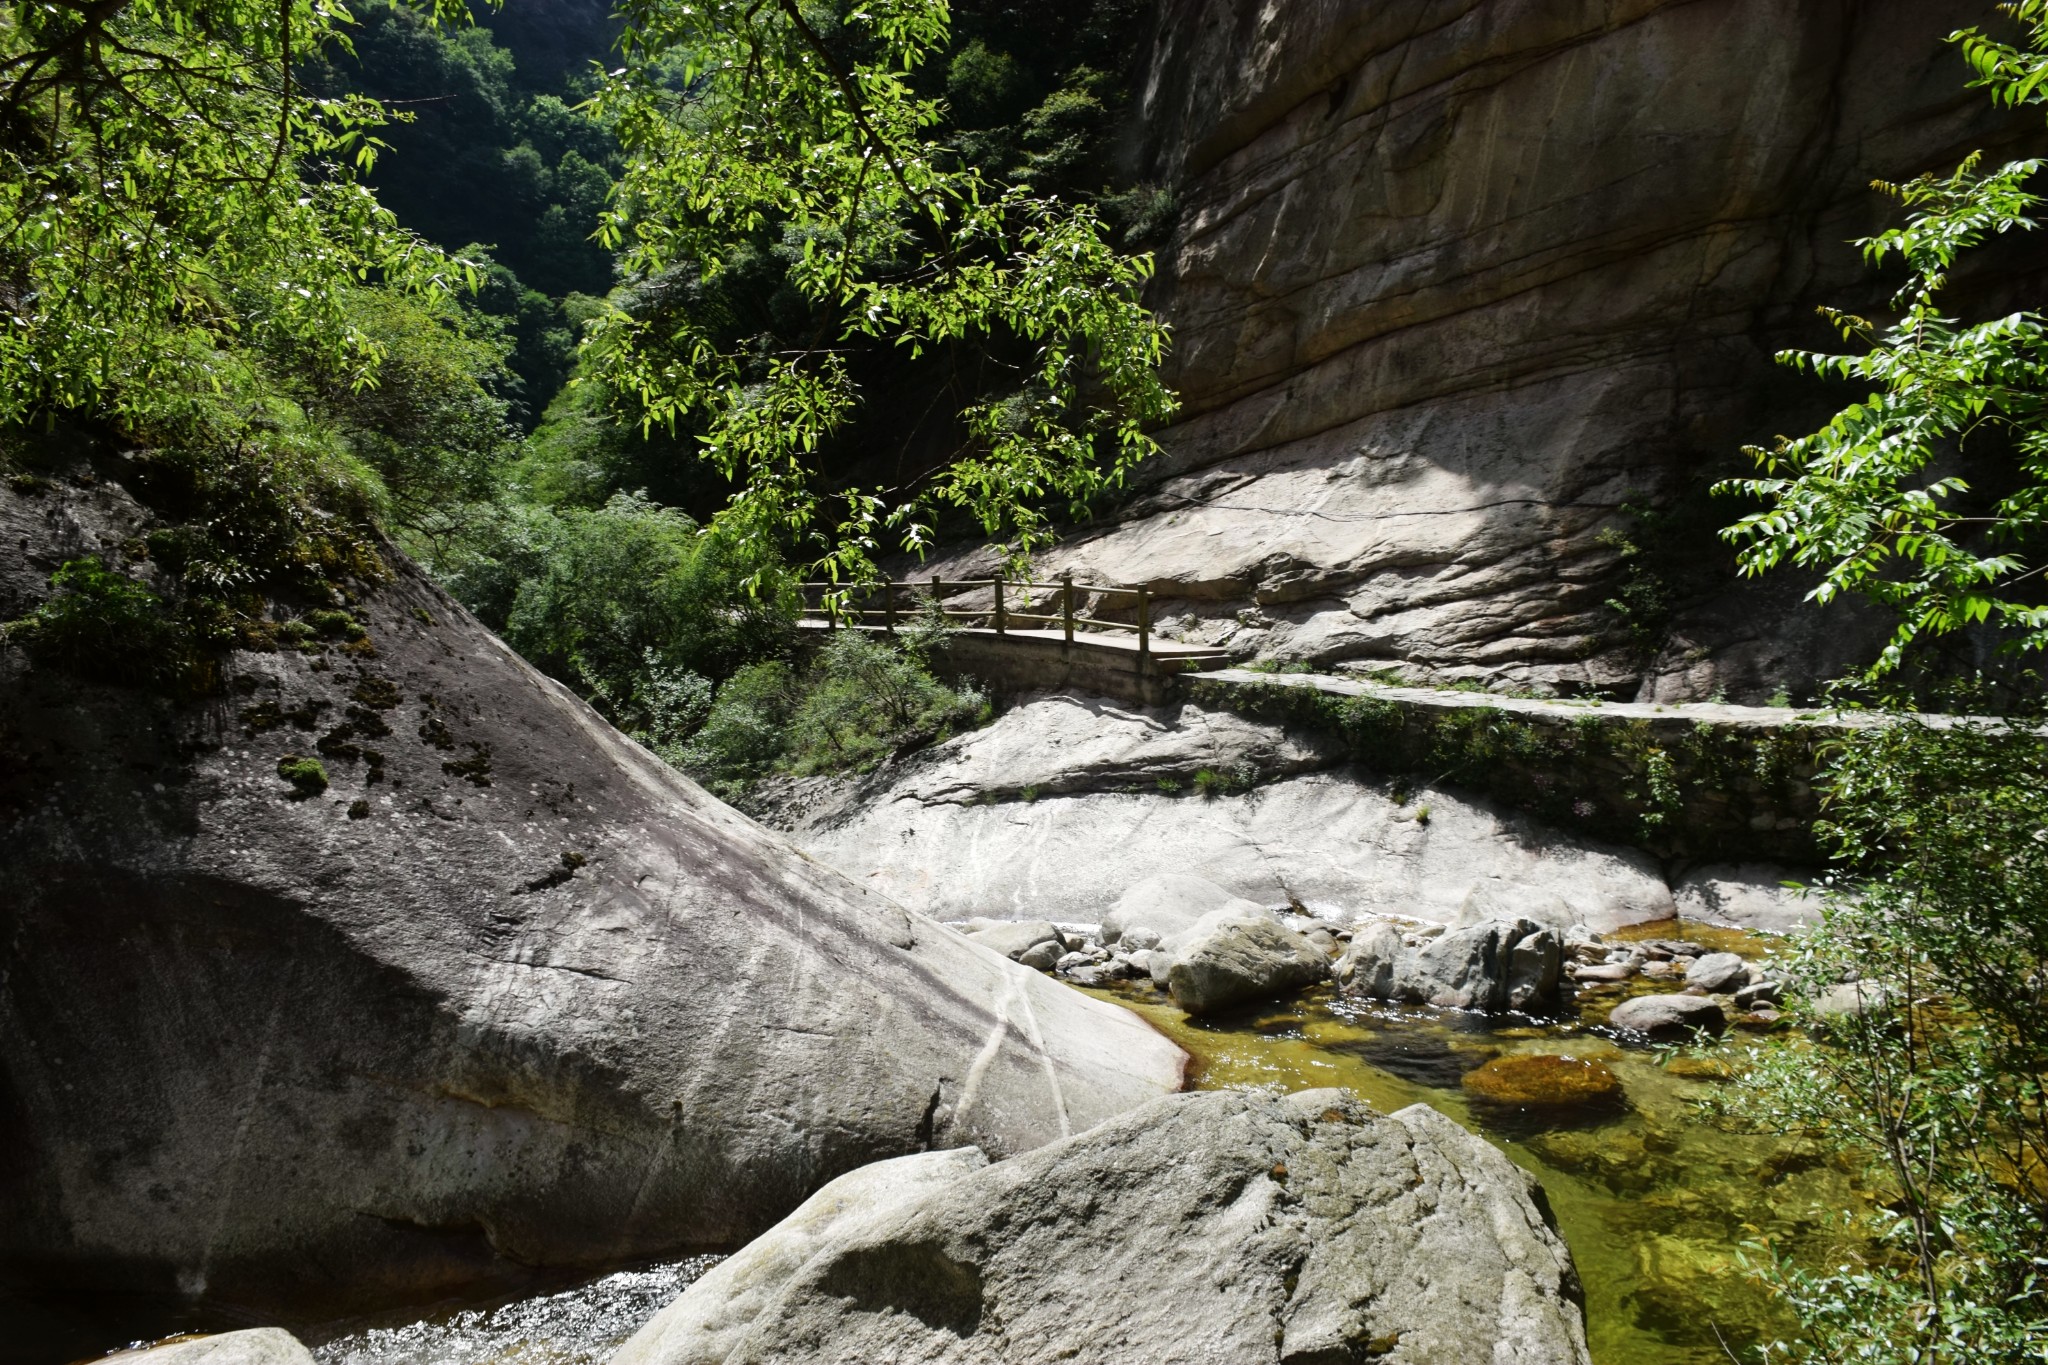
(959, 0, 2044, 699)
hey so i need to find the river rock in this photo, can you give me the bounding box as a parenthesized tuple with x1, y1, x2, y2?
(1463, 1056, 1625, 1113)
(1608, 994, 1728, 1040)
(612, 1089, 1591, 1365)
(1332, 919, 1403, 998)
(1016, 939, 1064, 972)
(960, 919, 1065, 960)
(1394, 919, 1563, 1012)
(1733, 979, 1783, 1009)
(108, 1331, 315, 1365)
(0, 468, 1187, 1314)
(1684, 952, 1751, 993)
(1164, 910, 1329, 1015)
(1571, 963, 1635, 983)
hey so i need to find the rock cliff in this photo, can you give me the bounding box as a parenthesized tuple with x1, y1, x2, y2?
(930, 0, 2045, 699)
(0, 461, 1185, 1319)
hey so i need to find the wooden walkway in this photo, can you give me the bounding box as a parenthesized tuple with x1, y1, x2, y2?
(799, 577, 1234, 678)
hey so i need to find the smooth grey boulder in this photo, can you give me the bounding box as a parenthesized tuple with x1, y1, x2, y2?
(1458, 880, 1577, 930)
(1101, 872, 1267, 945)
(1734, 979, 1784, 1009)
(0, 469, 1187, 1315)
(1165, 910, 1330, 1015)
(1609, 994, 1729, 1040)
(612, 1089, 1591, 1365)
(1505, 928, 1565, 1012)
(1684, 952, 1751, 993)
(1394, 919, 1563, 1012)
(108, 1330, 314, 1364)
(612, 1147, 991, 1365)
(959, 919, 1065, 960)
(1332, 920, 1403, 998)
(1016, 939, 1065, 972)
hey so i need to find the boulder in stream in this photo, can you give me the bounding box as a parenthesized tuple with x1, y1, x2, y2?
(612, 1089, 1592, 1365)
(1163, 909, 1329, 1015)
(1608, 993, 1728, 1040)
(1102, 872, 1269, 945)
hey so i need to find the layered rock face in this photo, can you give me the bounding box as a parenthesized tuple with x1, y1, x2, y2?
(0, 468, 1185, 1315)
(615, 1089, 1591, 1365)
(940, 0, 2037, 699)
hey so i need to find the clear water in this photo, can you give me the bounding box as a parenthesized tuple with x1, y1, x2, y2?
(1086, 920, 1871, 1365)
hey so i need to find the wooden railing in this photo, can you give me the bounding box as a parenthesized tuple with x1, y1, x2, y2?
(800, 576, 1157, 659)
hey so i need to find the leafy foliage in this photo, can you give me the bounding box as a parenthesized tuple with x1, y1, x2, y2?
(682, 628, 987, 796)
(1715, 8, 2048, 1360)
(0, 0, 476, 429)
(1718, 2, 2048, 675)
(1721, 708, 2048, 1365)
(581, 0, 1177, 589)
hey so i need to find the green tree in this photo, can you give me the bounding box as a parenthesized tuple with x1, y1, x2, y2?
(1717, 6, 2048, 1361)
(1719, 3, 2048, 676)
(0, 0, 477, 429)
(582, 0, 1177, 590)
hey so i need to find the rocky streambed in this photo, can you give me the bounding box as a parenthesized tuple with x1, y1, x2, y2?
(102, 912, 1866, 1365)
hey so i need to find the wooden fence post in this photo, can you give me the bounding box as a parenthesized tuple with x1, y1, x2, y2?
(994, 578, 1006, 635)
(931, 575, 943, 622)
(1062, 572, 1074, 647)
(1136, 584, 1150, 671)
(884, 580, 896, 634)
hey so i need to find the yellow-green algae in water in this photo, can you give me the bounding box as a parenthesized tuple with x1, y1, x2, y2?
(1088, 925, 1877, 1365)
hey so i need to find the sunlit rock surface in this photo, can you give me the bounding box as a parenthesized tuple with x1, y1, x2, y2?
(789, 694, 1718, 931)
(0, 468, 1185, 1316)
(615, 1089, 1590, 1365)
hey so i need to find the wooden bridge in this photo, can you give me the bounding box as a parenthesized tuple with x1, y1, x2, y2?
(799, 576, 1234, 703)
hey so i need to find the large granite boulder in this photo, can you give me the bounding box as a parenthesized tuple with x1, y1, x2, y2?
(1163, 908, 1328, 1015)
(613, 1089, 1591, 1365)
(1338, 918, 1563, 1013)
(0, 467, 1186, 1316)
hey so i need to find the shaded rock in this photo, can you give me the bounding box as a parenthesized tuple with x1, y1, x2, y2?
(1332, 920, 1402, 998)
(1119, 927, 1163, 952)
(1733, 980, 1783, 1009)
(1506, 929, 1565, 1012)
(1165, 910, 1328, 1015)
(1101, 871, 1267, 945)
(108, 1332, 315, 1365)
(1463, 1056, 1625, 1112)
(1608, 994, 1728, 1040)
(0, 471, 1186, 1314)
(1016, 940, 1064, 973)
(1684, 952, 1751, 993)
(613, 1089, 1591, 1365)
(959, 919, 1064, 960)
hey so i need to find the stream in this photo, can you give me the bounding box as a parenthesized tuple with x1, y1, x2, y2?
(75, 920, 1853, 1365)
